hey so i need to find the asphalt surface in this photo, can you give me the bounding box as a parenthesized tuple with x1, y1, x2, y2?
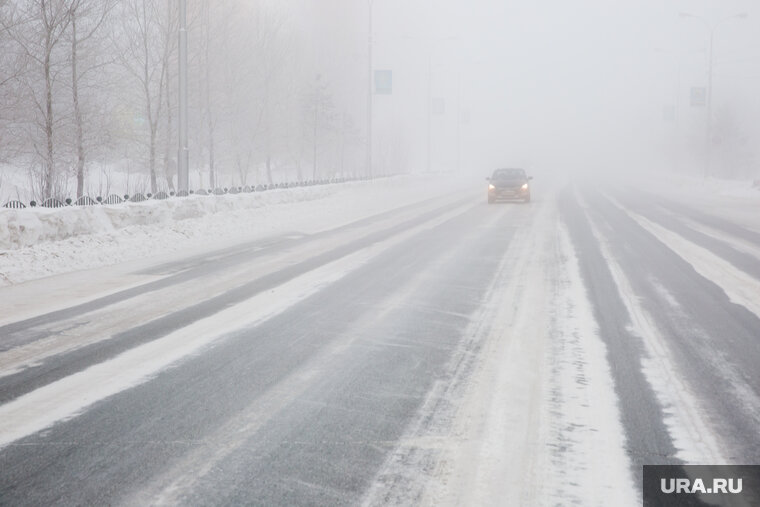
(566, 186, 760, 463)
(1, 182, 759, 505)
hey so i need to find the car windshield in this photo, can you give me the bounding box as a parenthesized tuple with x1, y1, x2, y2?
(493, 169, 525, 179)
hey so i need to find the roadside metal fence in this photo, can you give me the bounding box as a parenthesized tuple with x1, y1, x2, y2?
(2, 175, 384, 210)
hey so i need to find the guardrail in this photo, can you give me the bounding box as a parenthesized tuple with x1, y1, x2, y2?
(2, 175, 383, 210)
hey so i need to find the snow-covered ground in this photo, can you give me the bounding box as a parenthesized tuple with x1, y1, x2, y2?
(0, 164, 34, 205)
(0, 200, 477, 449)
(0, 162, 334, 206)
(584, 193, 730, 465)
(363, 186, 639, 507)
(427, 192, 637, 507)
(0, 174, 465, 286)
(629, 171, 760, 233)
(3, 171, 760, 504)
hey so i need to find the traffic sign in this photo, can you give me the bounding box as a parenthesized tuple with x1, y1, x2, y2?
(690, 87, 706, 107)
(374, 70, 392, 94)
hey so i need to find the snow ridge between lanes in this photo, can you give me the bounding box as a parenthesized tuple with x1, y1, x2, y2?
(582, 192, 727, 465)
(442, 193, 636, 506)
(541, 222, 638, 506)
(618, 203, 760, 320)
(130, 200, 503, 506)
(363, 190, 637, 506)
(677, 216, 760, 262)
(0, 191, 475, 377)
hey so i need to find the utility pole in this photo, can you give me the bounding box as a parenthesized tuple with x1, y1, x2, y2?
(705, 28, 715, 179)
(680, 11, 748, 178)
(366, 0, 373, 179)
(178, 0, 189, 192)
(313, 75, 319, 179)
(426, 47, 432, 173)
(456, 71, 461, 173)
(656, 48, 686, 173)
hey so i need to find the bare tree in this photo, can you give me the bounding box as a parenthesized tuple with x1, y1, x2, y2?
(335, 111, 362, 177)
(304, 73, 336, 180)
(113, 0, 175, 194)
(1, 0, 72, 200)
(0, 6, 27, 163)
(160, 1, 181, 191)
(192, 0, 217, 188)
(68, 0, 115, 198)
(213, 1, 283, 187)
(0, 0, 383, 201)
(254, 9, 288, 185)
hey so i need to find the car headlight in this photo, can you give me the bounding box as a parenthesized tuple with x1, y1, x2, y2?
(521, 183, 528, 190)
(488, 184, 495, 190)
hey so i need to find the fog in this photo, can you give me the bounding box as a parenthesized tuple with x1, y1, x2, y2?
(4, 3, 760, 504)
(1, 0, 759, 201)
(352, 1, 760, 181)
(309, 0, 760, 180)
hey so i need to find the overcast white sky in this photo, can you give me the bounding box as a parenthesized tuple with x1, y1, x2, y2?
(287, 0, 759, 178)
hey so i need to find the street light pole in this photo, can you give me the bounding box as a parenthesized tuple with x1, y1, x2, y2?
(366, 0, 374, 179)
(426, 45, 432, 173)
(705, 27, 715, 178)
(680, 12, 748, 178)
(405, 27, 458, 175)
(655, 48, 687, 172)
(424, 37, 458, 174)
(456, 70, 461, 173)
(177, 0, 189, 192)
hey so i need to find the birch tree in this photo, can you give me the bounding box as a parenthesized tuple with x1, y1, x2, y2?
(1, 0, 71, 199)
(67, 0, 114, 198)
(113, 0, 175, 194)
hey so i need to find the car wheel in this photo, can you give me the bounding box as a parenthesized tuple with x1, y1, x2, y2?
(523, 195, 531, 203)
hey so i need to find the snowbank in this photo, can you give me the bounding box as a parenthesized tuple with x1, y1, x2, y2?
(1, 181, 381, 250)
(0, 175, 464, 286)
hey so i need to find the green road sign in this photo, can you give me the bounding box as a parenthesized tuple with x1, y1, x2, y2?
(375, 70, 392, 94)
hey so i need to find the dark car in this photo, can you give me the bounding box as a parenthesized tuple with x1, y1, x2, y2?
(486, 168, 532, 203)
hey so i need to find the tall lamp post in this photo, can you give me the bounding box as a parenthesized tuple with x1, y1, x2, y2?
(366, 0, 374, 180)
(680, 11, 748, 178)
(178, 0, 189, 192)
(654, 47, 687, 172)
(409, 34, 457, 174)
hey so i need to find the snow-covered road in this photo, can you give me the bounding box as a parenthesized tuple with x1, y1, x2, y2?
(0, 177, 759, 505)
